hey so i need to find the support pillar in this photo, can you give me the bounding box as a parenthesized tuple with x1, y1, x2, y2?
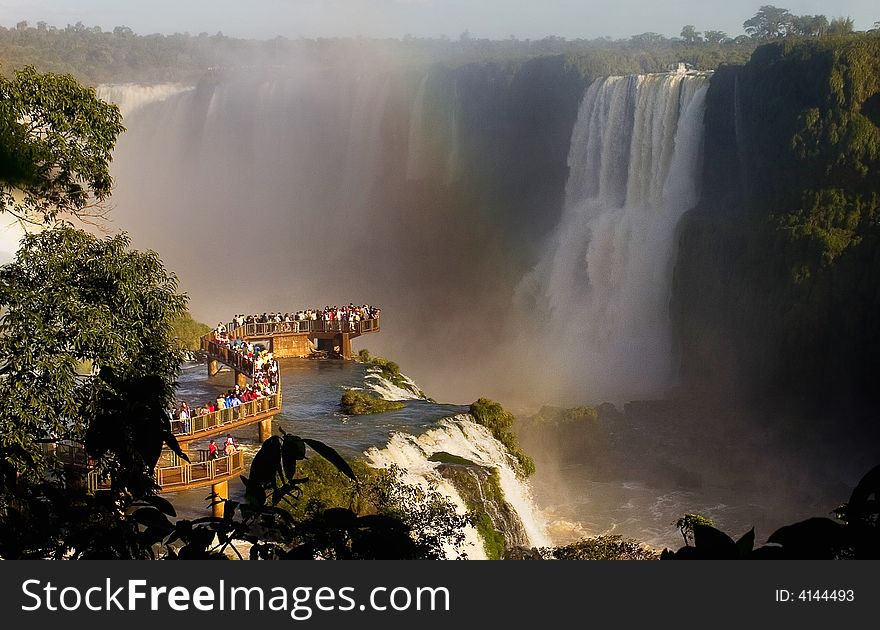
(333, 334, 352, 359)
(211, 480, 228, 518)
(258, 417, 273, 442)
(208, 359, 220, 378)
(235, 371, 248, 389)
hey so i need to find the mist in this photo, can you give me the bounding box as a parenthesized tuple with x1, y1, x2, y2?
(102, 58, 533, 405)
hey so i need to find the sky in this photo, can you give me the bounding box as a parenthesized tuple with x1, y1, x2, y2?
(0, 0, 877, 41)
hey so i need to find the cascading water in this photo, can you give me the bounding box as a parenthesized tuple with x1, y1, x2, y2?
(531, 71, 709, 403)
(366, 414, 552, 559)
(96, 83, 193, 118)
(405, 73, 430, 181)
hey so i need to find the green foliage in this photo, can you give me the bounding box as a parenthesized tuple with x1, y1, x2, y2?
(0, 226, 186, 487)
(674, 34, 880, 406)
(340, 390, 405, 415)
(0, 226, 189, 557)
(169, 311, 211, 351)
(363, 464, 472, 560)
(542, 535, 660, 560)
(469, 398, 535, 477)
(473, 512, 506, 560)
(358, 349, 431, 398)
(362, 352, 403, 386)
(675, 513, 717, 546)
(0, 66, 124, 224)
(744, 6, 796, 39)
(0, 20, 757, 88)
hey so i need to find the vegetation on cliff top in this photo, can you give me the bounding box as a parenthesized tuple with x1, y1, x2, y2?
(468, 398, 535, 477)
(357, 349, 431, 400)
(674, 33, 880, 409)
(340, 389, 405, 415)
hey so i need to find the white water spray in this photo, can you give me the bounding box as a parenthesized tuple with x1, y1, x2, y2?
(530, 72, 709, 402)
(96, 83, 193, 118)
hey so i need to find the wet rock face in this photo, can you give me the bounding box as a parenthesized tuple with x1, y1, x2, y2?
(435, 462, 530, 551)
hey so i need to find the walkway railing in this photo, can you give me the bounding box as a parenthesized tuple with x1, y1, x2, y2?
(40, 440, 89, 467)
(201, 339, 257, 376)
(87, 450, 245, 493)
(220, 318, 381, 339)
(172, 393, 281, 438)
(153, 450, 244, 490)
(46, 443, 246, 493)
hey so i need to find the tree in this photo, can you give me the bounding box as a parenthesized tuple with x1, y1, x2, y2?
(0, 227, 187, 486)
(703, 30, 728, 44)
(542, 535, 659, 560)
(680, 25, 702, 45)
(674, 513, 716, 546)
(791, 15, 829, 38)
(827, 17, 855, 35)
(743, 5, 794, 39)
(0, 226, 190, 557)
(0, 67, 124, 225)
(629, 32, 667, 47)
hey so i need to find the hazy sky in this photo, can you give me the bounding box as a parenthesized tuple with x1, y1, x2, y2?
(0, 1, 877, 40)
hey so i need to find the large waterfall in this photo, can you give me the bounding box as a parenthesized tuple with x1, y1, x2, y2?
(98, 66, 707, 405)
(528, 71, 709, 403)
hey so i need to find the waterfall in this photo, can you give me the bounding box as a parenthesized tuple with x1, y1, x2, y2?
(446, 77, 461, 185)
(366, 414, 552, 559)
(363, 367, 428, 401)
(96, 83, 193, 118)
(340, 74, 391, 214)
(535, 71, 710, 402)
(405, 73, 430, 181)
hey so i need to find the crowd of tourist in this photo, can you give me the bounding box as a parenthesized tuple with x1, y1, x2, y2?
(168, 327, 280, 446)
(209, 330, 280, 392)
(227, 303, 381, 333)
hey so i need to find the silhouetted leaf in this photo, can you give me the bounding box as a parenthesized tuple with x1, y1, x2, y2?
(281, 434, 306, 480)
(844, 464, 880, 523)
(143, 495, 177, 517)
(131, 507, 173, 531)
(164, 433, 190, 463)
(303, 438, 357, 484)
(767, 517, 847, 559)
(249, 436, 283, 489)
(693, 524, 737, 558)
(736, 528, 755, 556)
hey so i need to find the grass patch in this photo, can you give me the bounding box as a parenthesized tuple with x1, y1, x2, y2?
(428, 451, 477, 466)
(357, 349, 433, 400)
(473, 512, 506, 560)
(469, 398, 536, 477)
(341, 390, 405, 415)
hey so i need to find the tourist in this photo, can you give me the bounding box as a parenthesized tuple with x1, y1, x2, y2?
(208, 439, 218, 460)
(224, 434, 236, 455)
